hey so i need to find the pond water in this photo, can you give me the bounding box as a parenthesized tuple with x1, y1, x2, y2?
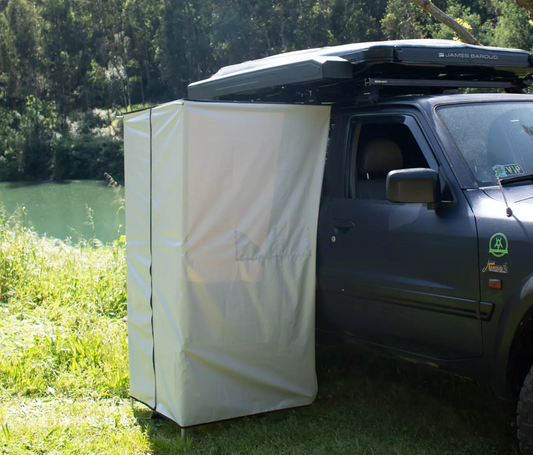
(0, 181, 125, 244)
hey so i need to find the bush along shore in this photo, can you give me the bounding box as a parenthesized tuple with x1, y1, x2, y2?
(0, 103, 126, 182)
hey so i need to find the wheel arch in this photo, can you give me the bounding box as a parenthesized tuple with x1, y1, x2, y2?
(493, 273, 533, 397)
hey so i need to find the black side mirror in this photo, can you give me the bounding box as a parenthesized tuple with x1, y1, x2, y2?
(386, 168, 441, 207)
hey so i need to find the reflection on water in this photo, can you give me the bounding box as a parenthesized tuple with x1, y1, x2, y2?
(0, 181, 125, 244)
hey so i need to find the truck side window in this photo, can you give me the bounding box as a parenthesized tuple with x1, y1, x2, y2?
(349, 122, 429, 199)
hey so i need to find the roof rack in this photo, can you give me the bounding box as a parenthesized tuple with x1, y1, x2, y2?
(188, 39, 533, 104)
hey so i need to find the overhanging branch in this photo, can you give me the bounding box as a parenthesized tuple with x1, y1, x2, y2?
(515, 0, 533, 19)
(411, 0, 481, 45)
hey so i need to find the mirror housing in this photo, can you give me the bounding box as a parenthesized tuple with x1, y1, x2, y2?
(387, 168, 441, 206)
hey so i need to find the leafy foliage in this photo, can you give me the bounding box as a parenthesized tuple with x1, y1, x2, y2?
(0, 209, 127, 398)
(0, 0, 531, 181)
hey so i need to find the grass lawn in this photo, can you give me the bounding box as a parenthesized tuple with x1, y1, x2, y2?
(0, 216, 520, 454)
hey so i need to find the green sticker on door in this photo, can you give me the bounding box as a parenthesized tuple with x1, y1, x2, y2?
(489, 233, 508, 257)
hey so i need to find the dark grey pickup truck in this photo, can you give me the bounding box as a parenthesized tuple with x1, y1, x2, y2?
(189, 39, 533, 453)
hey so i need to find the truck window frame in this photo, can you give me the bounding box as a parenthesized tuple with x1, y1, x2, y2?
(345, 114, 440, 199)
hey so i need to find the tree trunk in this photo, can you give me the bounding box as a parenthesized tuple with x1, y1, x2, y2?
(515, 0, 533, 18)
(411, 0, 481, 45)
(140, 67, 145, 105)
(184, 2, 202, 80)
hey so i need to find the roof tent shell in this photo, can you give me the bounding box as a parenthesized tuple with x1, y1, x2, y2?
(188, 39, 533, 102)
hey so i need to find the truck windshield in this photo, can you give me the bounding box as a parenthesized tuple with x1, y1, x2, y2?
(437, 102, 533, 187)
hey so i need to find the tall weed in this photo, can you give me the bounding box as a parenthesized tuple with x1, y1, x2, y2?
(0, 211, 128, 398)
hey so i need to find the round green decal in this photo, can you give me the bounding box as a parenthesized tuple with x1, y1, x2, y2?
(489, 233, 508, 257)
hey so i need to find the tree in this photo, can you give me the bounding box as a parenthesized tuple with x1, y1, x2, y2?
(1, 0, 532, 183)
(515, 0, 533, 18)
(156, 0, 214, 98)
(330, 0, 387, 44)
(411, 0, 481, 44)
(382, 0, 432, 39)
(491, 1, 533, 50)
(3, 0, 45, 107)
(0, 11, 17, 108)
(40, 0, 87, 120)
(123, 0, 162, 104)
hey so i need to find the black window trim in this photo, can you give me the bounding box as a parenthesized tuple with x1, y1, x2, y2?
(345, 113, 439, 200)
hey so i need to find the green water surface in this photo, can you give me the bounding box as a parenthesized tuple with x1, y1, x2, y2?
(0, 181, 125, 244)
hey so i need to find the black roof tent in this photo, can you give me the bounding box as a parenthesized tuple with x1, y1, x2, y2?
(188, 39, 533, 103)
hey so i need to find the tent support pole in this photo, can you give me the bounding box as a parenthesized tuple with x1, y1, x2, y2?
(180, 427, 187, 441)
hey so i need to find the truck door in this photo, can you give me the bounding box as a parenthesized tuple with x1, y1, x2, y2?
(317, 113, 482, 360)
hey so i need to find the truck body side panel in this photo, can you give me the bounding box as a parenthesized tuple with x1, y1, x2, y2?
(317, 107, 482, 361)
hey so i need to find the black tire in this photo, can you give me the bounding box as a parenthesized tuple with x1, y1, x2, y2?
(518, 366, 533, 454)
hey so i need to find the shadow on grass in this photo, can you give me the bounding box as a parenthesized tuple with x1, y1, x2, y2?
(2, 179, 110, 190)
(133, 346, 519, 455)
(3, 180, 73, 189)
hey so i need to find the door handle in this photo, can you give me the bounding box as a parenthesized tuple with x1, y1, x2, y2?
(333, 220, 355, 229)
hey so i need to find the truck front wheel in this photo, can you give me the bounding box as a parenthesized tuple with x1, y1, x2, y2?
(518, 365, 533, 454)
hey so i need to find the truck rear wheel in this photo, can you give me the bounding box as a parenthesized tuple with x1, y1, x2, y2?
(518, 366, 533, 454)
